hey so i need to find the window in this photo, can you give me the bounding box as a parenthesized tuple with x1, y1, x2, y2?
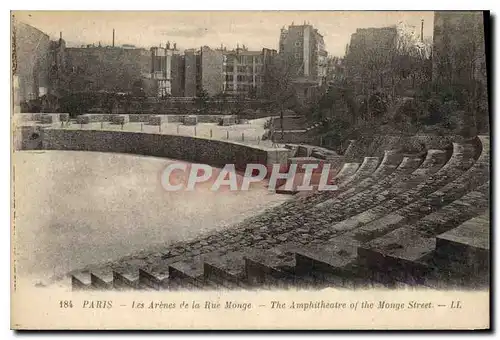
(295, 53, 300, 59)
(295, 41, 302, 47)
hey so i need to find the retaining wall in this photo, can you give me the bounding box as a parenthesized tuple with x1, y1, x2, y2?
(38, 128, 289, 169)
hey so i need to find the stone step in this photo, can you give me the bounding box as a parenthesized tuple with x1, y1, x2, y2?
(294, 238, 360, 288)
(339, 157, 380, 188)
(138, 265, 169, 290)
(168, 252, 222, 290)
(244, 243, 304, 288)
(324, 141, 483, 236)
(314, 149, 447, 212)
(333, 162, 360, 183)
(311, 155, 422, 209)
(113, 270, 140, 290)
(71, 272, 92, 291)
(357, 184, 490, 285)
(203, 250, 251, 289)
(434, 212, 490, 274)
(90, 270, 114, 290)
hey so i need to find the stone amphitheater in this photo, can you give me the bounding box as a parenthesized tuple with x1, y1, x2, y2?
(72, 136, 490, 291)
(15, 114, 490, 291)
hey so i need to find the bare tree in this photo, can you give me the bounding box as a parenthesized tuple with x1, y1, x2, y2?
(262, 54, 300, 141)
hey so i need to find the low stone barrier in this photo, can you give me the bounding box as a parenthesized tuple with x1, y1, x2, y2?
(111, 114, 130, 125)
(221, 116, 237, 126)
(183, 115, 198, 126)
(148, 115, 167, 126)
(40, 114, 60, 124)
(40, 128, 289, 170)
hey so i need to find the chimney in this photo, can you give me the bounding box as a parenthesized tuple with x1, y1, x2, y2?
(112, 28, 115, 47)
(59, 31, 62, 40)
(420, 19, 424, 43)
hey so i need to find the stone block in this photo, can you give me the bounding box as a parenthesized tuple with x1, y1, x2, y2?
(138, 267, 169, 290)
(244, 243, 300, 288)
(148, 115, 167, 126)
(113, 270, 139, 290)
(111, 114, 129, 125)
(204, 251, 248, 288)
(435, 213, 490, 273)
(59, 113, 70, 122)
(76, 115, 91, 124)
(71, 272, 91, 291)
(90, 270, 114, 290)
(183, 115, 198, 125)
(169, 252, 221, 289)
(221, 116, 237, 126)
(40, 114, 60, 124)
(296, 145, 313, 157)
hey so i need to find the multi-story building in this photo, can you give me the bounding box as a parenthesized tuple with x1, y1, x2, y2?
(222, 45, 277, 97)
(278, 22, 328, 85)
(65, 45, 151, 94)
(13, 21, 51, 103)
(48, 34, 67, 98)
(183, 49, 198, 97)
(200, 46, 224, 96)
(150, 42, 184, 97)
(183, 46, 224, 97)
(344, 26, 398, 91)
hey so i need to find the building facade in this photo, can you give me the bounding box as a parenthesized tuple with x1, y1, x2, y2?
(13, 21, 51, 103)
(344, 26, 398, 91)
(222, 45, 274, 97)
(150, 42, 183, 97)
(65, 45, 151, 93)
(200, 46, 224, 96)
(278, 23, 328, 84)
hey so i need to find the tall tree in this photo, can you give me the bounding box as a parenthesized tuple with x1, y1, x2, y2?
(261, 55, 300, 141)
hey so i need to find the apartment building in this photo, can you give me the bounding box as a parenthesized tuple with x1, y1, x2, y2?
(278, 22, 328, 85)
(150, 42, 184, 97)
(222, 45, 268, 97)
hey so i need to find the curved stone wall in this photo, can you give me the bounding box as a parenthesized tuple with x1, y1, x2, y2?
(38, 128, 289, 170)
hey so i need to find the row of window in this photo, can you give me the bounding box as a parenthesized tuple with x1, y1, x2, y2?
(224, 65, 263, 73)
(225, 55, 263, 64)
(225, 75, 263, 82)
(224, 84, 258, 92)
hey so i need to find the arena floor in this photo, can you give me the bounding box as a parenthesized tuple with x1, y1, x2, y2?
(12, 150, 290, 285)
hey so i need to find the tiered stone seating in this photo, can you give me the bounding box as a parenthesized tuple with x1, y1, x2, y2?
(434, 212, 490, 277)
(357, 182, 489, 287)
(313, 148, 447, 211)
(71, 272, 91, 291)
(312, 139, 479, 237)
(349, 137, 488, 243)
(90, 270, 113, 290)
(113, 270, 139, 290)
(70, 136, 489, 291)
(304, 150, 406, 206)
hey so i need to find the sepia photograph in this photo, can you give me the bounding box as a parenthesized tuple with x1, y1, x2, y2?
(10, 9, 491, 330)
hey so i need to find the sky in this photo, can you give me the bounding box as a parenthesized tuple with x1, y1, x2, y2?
(13, 11, 435, 57)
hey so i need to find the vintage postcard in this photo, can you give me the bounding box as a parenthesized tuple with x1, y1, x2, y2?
(11, 10, 490, 330)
